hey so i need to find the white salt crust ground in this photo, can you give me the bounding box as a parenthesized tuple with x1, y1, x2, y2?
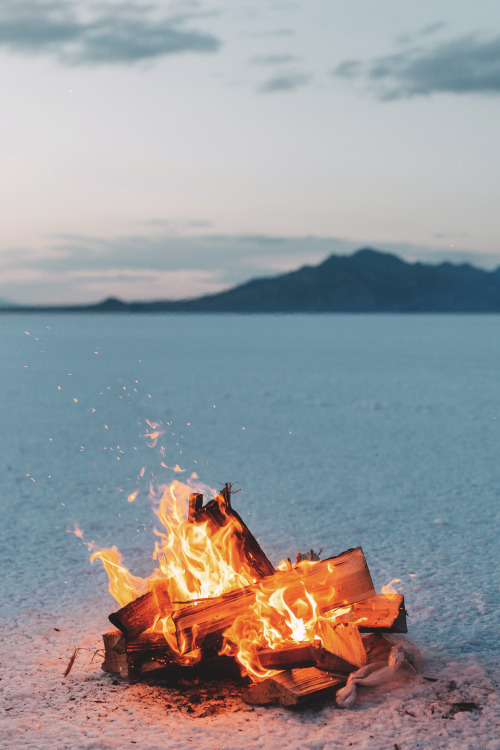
(1, 314, 499, 749)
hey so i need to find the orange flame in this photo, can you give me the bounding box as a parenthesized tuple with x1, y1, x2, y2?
(92, 479, 264, 656)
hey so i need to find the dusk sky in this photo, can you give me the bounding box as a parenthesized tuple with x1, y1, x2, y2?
(1, 0, 500, 304)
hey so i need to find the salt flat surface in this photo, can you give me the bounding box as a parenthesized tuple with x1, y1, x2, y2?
(1, 313, 499, 749)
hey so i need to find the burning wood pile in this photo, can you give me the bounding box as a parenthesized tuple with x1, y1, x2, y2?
(95, 482, 417, 708)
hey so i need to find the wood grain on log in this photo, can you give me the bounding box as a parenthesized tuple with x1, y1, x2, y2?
(316, 622, 367, 668)
(108, 579, 171, 639)
(243, 667, 346, 706)
(102, 630, 128, 677)
(173, 547, 375, 654)
(326, 593, 408, 633)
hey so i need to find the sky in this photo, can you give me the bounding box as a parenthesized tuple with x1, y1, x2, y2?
(1, 0, 500, 305)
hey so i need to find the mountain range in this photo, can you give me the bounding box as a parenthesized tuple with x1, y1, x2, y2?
(3, 248, 500, 313)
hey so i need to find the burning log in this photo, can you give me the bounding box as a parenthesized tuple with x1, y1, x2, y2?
(174, 587, 255, 654)
(189, 483, 275, 579)
(316, 622, 367, 668)
(243, 634, 406, 707)
(124, 631, 242, 683)
(243, 667, 346, 707)
(256, 627, 364, 675)
(173, 547, 375, 654)
(108, 579, 172, 639)
(125, 631, 178, 682)
(95, 473, 417, 710)
(256, 642, 318, 671)
(296, 549, 321, 563)
(187, 492, 203, 522)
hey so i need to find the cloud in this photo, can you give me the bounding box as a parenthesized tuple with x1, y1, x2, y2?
(333, 32, 500, 99)
(250, 54, 298, 65)
(259, 71, 311, 93)
(0, 231, 359, 303)
(0, 0, 220, 65)
(334, 60, 362, 79)
(2, 231, 500, 305)
(419, 21, 448, 38)
(396, 21, 449, 45)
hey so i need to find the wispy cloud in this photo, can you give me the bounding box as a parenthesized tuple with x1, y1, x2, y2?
(259, 70, 311, 93)
(333, 31, 500, 100)
(0, 232, 356, 303)
(0, 0, 220, 65)
(419, 21, 448, 38)
(250, 54, 298, 66)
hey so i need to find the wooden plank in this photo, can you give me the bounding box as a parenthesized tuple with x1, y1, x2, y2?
(102, 630, 128, 677)
(256, 640, 357, 674)
(256, 642, 316, 671)
(316, 622, 367, 668)
(243, 667, 346, 707)
(173, 547, 375, 654)
(328, 593, 408, 633)
(243, 634, 398, 707)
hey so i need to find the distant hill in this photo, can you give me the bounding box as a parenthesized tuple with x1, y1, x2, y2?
(3, 248, 500, 313)
(174, 247, 500, 313)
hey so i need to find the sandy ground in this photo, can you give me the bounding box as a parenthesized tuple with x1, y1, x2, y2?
(1, 603, 499, 750)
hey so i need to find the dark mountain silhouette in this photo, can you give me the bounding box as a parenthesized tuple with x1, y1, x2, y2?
(2, 248, 500, 313)
(176, 248, 500, 312)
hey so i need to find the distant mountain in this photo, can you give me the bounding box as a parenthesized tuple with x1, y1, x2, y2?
(164, 247, 500, 313)
(2, 248, 500, 313)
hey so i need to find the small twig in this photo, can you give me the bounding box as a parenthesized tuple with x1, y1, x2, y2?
(63, 648, 79, 678)
(64, 647, 103, 677)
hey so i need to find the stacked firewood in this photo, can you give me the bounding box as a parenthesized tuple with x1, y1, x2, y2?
(101, 484, 413, 708)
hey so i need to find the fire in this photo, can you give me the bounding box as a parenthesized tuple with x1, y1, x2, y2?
(92, 479, 264, 658)
(92, 478, 402, 681)
(91, 546, 148, 608)
(221, 565, 367, 679)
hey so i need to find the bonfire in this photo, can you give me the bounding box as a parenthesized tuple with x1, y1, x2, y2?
(92, 481, 418, 708)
